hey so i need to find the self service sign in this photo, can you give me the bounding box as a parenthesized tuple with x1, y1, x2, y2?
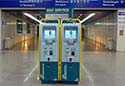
(0, 0, 125, 8)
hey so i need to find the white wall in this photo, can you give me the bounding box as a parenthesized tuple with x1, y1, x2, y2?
(85, 12, 117, 50)
(1, 11, 35, 49)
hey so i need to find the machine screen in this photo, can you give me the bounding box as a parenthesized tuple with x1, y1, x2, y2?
(65, 30, 76, 39)
(44, 30, 55, 39)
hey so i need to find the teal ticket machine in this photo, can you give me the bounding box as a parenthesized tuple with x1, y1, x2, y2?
(61, 19, 81, 84)
(39, 19, 59, 83)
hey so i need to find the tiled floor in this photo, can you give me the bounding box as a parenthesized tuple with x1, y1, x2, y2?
(0, 38, 125, 86)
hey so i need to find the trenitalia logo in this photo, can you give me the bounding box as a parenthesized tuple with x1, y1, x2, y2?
(119, 12, 125, 16)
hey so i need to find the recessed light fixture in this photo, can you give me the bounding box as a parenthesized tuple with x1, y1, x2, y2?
(80, 13, 95, 23)
(95, 23, 117, 25)
(24, 13, 41, 23)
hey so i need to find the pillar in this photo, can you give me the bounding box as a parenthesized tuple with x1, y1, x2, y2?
(0, 9, 1, 49)
(117, 10, 125, 52)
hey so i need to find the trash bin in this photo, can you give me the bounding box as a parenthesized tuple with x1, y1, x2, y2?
(107, 38, 113, 50)
(4, 37, 12, 49)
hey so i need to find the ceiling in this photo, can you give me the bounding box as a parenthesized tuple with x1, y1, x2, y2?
(74, 10, 116, 24)
(3, 10, 46, 24)
(2, 10, 116, 25)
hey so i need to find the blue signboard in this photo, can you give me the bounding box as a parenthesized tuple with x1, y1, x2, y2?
(0, 0, 125, 8)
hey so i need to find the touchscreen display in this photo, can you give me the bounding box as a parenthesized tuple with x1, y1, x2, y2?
(44, 30, 55, 39)
(65, 30, 76, 39)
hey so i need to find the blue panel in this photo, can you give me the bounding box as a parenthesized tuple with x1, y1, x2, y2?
(0, 0, 125, 8)
(40, 62, 58, 83)
(62, 62, 79, 84)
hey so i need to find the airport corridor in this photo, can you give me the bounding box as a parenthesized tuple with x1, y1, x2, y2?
(0, 0, 125, 86)
(0, 39, 125, 86)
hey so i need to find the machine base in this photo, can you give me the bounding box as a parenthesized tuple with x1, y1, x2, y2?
(62, 62, 80, 83)
(41, 80, 58, 84)
(40, 62, 58, 84)
(62, 81, 78, 84)
(41, 81, 78, 84)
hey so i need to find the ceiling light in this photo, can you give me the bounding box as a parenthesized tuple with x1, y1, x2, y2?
(80, 14, 83, 16)
(95, 23, 117, 25)
(78, 16, 81, 18)
(80, 13, 95, 23)
(24, 13, 41, 23)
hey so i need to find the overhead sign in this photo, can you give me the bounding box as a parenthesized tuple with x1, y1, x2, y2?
(45, 8, 73, 18)
(0, 0, 125, 8)
(46, 8, 69, 14)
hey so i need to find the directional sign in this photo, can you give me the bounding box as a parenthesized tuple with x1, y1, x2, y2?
(0, 0, 125, 8)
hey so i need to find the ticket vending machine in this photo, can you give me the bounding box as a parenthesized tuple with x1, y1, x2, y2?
(61, 19, 81, 84)
(39, 19, 59, 83)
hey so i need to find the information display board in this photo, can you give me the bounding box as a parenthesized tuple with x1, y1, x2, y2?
(0, 0, 125, 8)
